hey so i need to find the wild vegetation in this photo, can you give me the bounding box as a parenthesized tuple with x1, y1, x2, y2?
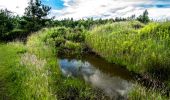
(0, 0, 170, 99)
(0, 28, 109, 99)
(86, 21, 170, 99)
(43, 27, 87, 56)
(128, 84, 168, 100)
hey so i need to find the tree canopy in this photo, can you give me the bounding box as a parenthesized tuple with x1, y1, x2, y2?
(137, 10, 150, 24)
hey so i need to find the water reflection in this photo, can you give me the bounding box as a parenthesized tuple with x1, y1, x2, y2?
(59, 55, 133, 99)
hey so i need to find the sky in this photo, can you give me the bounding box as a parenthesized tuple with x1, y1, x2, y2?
(0, 0, 170, 20)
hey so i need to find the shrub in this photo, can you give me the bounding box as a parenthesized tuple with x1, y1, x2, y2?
(49, 27, 70, 38)
(3, 29, 26, 40)
(65, 32, 85, 42)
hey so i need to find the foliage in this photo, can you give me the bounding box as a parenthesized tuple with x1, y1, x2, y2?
(23, 0, 52, 32)
(137, 10, 150, 24)
(0, 9, 15, 40)
(25, 0, 51, 19)
(53, 17, 127, 30)
(44, 27, 86, 56)
(4, 29, 26, 40)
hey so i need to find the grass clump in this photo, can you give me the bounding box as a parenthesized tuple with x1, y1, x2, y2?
(86, 21, 170, 74)
(128, 84, 168, 100)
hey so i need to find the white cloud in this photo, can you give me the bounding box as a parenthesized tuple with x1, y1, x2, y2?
(54, 0, 170, 20)
(148, 8, 170, 20)
(0, 0, 29, 15)
(0, 0, 170, 20)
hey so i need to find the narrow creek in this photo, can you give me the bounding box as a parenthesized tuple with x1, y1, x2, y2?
(58, 54, 133, 99)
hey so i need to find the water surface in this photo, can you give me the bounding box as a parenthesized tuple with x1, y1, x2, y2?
(58, 54, 133, 99)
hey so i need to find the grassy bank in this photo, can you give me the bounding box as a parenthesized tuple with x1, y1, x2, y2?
(128, 84, 168, 100)
(0, 36, 59, 99)
(0, 28, 108, 99)
(86, 21, 170, 75)
(86, 21, 170, 99)
(26, 28, 105, 99)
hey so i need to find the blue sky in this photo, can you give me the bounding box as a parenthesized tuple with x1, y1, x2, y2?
(41, 0, 64, 9)
(0, 0, 170, 20)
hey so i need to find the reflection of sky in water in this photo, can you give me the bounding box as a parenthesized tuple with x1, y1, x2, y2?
(59, 59, 132, 99)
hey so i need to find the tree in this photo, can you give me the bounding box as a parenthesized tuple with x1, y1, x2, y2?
(25, 0, 51, 19)
(23, 0, 51, 32)
(0, 9, 14, 39)
(137, 10, 150, 24)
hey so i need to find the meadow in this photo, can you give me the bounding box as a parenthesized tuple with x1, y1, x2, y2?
(0, 21, 170, 99)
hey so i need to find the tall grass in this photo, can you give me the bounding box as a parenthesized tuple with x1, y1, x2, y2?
(0, 28, 109, 99)
(85, 21, 170, 99)
(0, 42, 27, 99)
(128, 84, 168, 100)
(26, 28, 109, 100)
(86, 21, 170, 74)
(0, 31, 58, 99)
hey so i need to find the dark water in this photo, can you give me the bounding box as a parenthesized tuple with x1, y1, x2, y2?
(58, 54, 133, 99)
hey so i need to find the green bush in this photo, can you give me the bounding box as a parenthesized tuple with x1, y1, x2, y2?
(65, 32, 85, 42)
(4, 29, 26, 40)
(58, 41, 83, 55)
(43, 27, 86, 55)
(49, 27, 70, 38)
(54, 37, 66, 46)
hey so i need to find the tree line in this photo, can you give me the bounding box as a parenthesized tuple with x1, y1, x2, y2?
(0, 0, 150, 41)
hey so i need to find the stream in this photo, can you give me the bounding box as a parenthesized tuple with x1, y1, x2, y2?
(58, 54, 133, 99)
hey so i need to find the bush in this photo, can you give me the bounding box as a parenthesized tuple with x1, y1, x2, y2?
(49, 27, 70, 38)
(6, 29, 26, 40)
(65, 32, 85, 42)
(43, 27, 86, 55)
(58, 41, 83, 55)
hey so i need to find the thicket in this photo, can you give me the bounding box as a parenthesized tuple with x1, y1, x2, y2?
(42, 27, 87, 56)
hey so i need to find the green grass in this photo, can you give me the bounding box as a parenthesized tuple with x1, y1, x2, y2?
(85, 21, 170, 99)
(128, 84, 168, 100)
(0, 42, 27, 99)
(28, 28, 108, 100)
(2, 21, 170, 99)
(0, 34, 58, 99)
(0, 28, 108, 100)
(86, 21, 170, 74)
